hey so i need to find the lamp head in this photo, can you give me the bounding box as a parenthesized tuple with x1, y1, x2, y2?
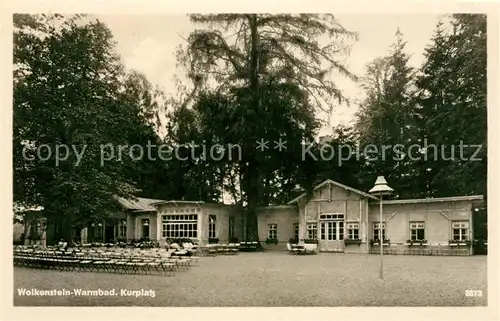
(369, 176, 394, 196)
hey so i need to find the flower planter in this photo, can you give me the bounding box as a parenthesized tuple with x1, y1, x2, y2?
(208, 238, 219, 244)
(406, 240, 428, 246)
(264, 238, 279, 245)
(370, 239, 390, 246)
(344, 239, 362, 245)
(449, 240, 471, 247)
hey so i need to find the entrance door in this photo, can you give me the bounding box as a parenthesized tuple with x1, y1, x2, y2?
(319, 214, 345, 252)
(105, 224, 114, 243)
(141, 219, 150, 239)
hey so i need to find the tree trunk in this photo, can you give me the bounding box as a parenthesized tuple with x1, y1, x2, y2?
(244, 14, 261, 242)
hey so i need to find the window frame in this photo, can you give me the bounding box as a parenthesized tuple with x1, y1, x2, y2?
(268, 223, 278, 239)
(119, 219, 127, 239)
(409, 221, 425, 241)
(451, 220, 470, 241)
(347, 222, 360, 240)
(208, 215, 217, 239)
(162, 214, 198, 238)
(306, 223, 317, 240)
(293, 223, 299, 240)
(372, 222, 386, 241)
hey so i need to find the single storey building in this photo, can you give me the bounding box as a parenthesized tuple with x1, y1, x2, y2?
(21, 179, 483, 255)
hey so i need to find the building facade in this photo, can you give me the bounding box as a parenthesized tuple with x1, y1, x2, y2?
(21, 179, 483, 255)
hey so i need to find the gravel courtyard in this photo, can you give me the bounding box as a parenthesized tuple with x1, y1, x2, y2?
(14, 252, 487, 307)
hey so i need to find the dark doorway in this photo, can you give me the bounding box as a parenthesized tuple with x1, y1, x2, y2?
(105, 225, 114, 243)
(142, 219, 150, 239)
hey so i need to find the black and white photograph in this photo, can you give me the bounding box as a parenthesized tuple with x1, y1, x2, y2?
(5, 1, 496, 317)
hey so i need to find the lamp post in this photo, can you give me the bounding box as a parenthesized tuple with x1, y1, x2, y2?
(369, 176, 394, 280)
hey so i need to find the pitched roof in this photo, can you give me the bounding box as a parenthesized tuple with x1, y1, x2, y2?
(375, 195, 484, 205)
(115, 196, 166, 212)
(287, 179, 378, 204)
(150, 200, 205, 206)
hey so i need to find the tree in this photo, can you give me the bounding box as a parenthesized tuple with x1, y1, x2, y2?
(354, 29, 418, 197)
(174, 14, 357, 240)
(415, 14, 486, 198)
(13, 14, 161, 239)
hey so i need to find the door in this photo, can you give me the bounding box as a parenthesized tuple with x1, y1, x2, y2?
(319, 219, 345, 252)
(141, 219, 150, 239)
(105, 225, 114, 243)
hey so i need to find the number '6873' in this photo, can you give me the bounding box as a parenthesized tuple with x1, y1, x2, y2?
(465, 290, 483, 297)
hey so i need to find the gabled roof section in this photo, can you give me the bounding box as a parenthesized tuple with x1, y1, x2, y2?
(115, 196, 166, 212)
(287, 179, 378, 204)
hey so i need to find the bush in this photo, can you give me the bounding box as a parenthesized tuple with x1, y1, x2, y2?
(289, 238, 299, 244)
(208, 238, 219, 244)
(229, 237, 239, 243)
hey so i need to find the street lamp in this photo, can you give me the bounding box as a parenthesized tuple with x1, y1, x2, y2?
(293, 184, 305, 193)
(369, 175, 394, 280)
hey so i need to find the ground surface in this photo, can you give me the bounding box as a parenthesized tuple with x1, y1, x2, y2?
(14, 252, 487, 306)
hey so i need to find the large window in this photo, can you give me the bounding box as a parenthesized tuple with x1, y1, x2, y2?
(410, 222, 425, 241)
(119, 219, 127, 239)
(209, 215, 217, 239)
(293, 223, 299, 239)
(320, 221, 343, 240)
(452, 221, 469, 241)
(229, 217, 235, 238)
(347, 222, 359, 240)
(268, 223, 277, 239)
(162, 214, 198, 238)
(373, 222, 386, 241)
(307, 223, 317, 240)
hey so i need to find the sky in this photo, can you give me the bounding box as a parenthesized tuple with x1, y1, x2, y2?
(96, 14, 444, 137)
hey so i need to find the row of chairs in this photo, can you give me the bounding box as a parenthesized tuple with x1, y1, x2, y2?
(197, 243, 240, 256)
(13, 246, 198, 275)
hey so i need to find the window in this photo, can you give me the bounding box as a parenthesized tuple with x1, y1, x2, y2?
(373, 222, 386, 241)
(94, 223, 104, 242)
(268, 224, 277, 239)
(162, 214, 198, 238)
(229, 217, 235, 238)
(410, 222, 425, 241)
(30, 220, 43, 239)
(119, 220, 127, 239)
(320, 221, 343, 240)
(293, 223, 299, 239)
(338, 221, 344, 240)
(319, 213, 344, 220)
(209, 215, 217, 239)
(307, 223, 317, 240)
(347, 222, 360, 240)
(452, 221, 469, 241)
